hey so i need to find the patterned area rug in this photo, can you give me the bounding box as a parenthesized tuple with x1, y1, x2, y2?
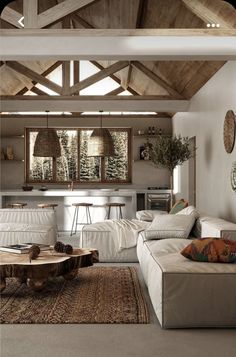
(0, 267, 149, 324)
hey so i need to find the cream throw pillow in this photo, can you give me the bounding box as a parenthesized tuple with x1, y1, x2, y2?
(176, 205, 200, 219)
(144, 214, 196, 240)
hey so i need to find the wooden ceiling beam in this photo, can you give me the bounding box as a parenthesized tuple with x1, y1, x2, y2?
(71, 13, 94, 29)
(0, 114, 171, 119)
(70, 61, 129, 95)
(23, 0, 38, 29)
(181, 0, 233, 29)
(15, 61, 63, 95)
(105, 87, 124, 96)
(62, 61, 71, 95)
(91, 61, 139, 95)
(0, 7, 22, 28)
(131, 61, 185, 99)
(0, 95, 190, 112)
(37, 0, 97, 28)
(5, 61, 62, 95)
(2, 29, 235, 61)
(136, 0, 147, 28)
(30, 87, 50, 96)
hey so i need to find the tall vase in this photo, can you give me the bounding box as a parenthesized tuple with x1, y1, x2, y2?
(231, 162, 236, 192)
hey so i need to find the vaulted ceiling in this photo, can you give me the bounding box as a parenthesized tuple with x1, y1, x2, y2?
(0, 0, 236, 117)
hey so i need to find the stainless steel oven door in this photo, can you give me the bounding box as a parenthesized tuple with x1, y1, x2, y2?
(147, 194, 170, 212)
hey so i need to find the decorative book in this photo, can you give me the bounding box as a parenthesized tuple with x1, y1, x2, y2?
(0, 243, 50, 254)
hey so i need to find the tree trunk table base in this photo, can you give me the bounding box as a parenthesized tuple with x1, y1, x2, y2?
(0, 248, 98, 292)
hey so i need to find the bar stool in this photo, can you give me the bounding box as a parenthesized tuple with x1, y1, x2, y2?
(37, 203, 58, 210)
(105, 203, 125, 219)
(70, 203, 93, 236)
(8, 203, 27, 209)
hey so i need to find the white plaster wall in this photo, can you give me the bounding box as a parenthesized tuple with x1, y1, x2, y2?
(173, 61, 236, 223)
(0, 116, 171, 190)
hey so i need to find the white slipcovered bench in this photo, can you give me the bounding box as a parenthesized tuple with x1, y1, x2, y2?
(0, 209, 57, 246)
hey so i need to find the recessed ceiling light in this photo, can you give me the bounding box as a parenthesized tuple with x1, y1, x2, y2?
(206, 23, 211, 27)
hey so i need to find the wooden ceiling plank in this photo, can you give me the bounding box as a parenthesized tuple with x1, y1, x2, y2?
(6, 61, 62, 95)
(23, 0, 38, 28)
(131, 61, 185, 99)
(37, 0, 97, 28)
(70, 61, 129, 95)
(0, 7, 22, 28)
(181, 0, 232, 29)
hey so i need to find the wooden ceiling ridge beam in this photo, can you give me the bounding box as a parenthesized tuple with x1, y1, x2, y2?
(181, 0, 232, 29)
(131, 61, 185, 99)
(70, 61, 130, 95)
(6, 61, 62, 95)
(15, 61, 63, 95)
(0, 7, 22, 28)
(37, 0, 97, 28)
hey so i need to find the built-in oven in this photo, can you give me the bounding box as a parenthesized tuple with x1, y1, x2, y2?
(147, 193, 171, 212)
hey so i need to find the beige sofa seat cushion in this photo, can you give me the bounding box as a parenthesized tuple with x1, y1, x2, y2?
(137, 237, 236, 328)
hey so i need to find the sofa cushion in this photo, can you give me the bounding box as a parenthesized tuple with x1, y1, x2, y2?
(169, 199, 188, 214)
(136, 210, 167, 221)
(181, 238, 236, 263)
(144, 214, 195, 240)
(176, 205, 200, 219)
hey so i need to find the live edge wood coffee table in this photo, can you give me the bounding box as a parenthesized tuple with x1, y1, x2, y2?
(0, 248, 99, 292)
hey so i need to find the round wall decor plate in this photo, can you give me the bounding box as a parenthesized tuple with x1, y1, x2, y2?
(224, 110, 236, 153)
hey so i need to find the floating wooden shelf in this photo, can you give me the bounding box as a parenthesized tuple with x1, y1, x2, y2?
(1, 135, 24, 139)
(133, 134, 171, 138)
(1, 159, 24, 162)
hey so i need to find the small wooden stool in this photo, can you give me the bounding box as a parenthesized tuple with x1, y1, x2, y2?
(8, 203, 27, 209)
(37, 203, 58, 210)
(70, 203, 93, 236)
(105, 203, 125, 219)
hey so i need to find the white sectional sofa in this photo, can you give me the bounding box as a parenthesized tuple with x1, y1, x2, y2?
(0, 209, 57, 246)
(137, 215, 236, 328)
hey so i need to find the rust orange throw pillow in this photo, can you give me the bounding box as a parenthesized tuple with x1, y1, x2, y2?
(181, 238, 236, 263)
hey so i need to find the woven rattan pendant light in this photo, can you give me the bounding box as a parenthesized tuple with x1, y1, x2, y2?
(87, 111, 115, 157)
(33, 111, 61, 157)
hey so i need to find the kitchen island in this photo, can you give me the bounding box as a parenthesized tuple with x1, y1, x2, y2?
(0, 189, 137, 231)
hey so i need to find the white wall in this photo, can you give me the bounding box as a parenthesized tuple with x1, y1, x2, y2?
(173, 61, 236, 223)
(0, 116, 171, 190)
